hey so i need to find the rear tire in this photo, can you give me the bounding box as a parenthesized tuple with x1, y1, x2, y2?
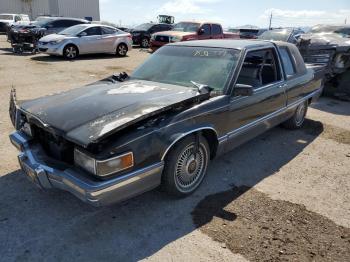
(161, 135, 210, 197)
(116, 43, 128, 57)
(63, 44, 78, 59)
(282, 101, 308, 129)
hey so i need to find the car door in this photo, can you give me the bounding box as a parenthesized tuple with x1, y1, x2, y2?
(211, 24, 223, 39)
(78, 26, 103, 54)
(100, 26, 118, 52)
(225, 48, 287, 150)
(198, 24, 211, 40)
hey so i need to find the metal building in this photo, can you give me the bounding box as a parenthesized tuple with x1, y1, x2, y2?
(0, 0, 100, 20)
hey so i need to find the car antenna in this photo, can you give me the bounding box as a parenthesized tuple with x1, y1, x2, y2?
(190, 81, 214, 95)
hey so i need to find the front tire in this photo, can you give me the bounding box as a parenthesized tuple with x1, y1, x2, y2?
(63, 45, 78, 59)
(140, 37, 150, 48)
(162, 135, 210, 196)
(116, 43, 128, 57)
(282, 101, 308, 129)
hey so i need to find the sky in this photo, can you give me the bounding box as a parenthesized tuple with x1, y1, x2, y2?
(100, 0, 350, 28)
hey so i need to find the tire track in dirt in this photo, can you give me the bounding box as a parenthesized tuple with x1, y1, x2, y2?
(192, 186, 350, 262)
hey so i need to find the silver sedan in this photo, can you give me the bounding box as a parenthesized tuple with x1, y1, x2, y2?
(38, 24, 132, 59)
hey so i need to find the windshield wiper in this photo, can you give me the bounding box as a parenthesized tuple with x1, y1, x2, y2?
(190, 81, 214, 95)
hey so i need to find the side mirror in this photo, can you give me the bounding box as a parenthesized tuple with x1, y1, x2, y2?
(79, 32, 87, 37)
(198, 28, 205, 35)
(233, 84, 254, 96)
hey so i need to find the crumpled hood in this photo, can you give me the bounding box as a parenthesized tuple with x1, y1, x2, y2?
(20, 80, 200, 146)
(153, 30, 196, 38)
(39, 34, 70, 42)
(299, 33, 350, 50)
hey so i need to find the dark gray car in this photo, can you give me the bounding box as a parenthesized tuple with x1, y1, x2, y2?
(9, 40, 324, 206)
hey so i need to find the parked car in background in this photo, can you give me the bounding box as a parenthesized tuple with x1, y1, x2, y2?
(150, 21, 238, 51)
(38, 24, 132, 59)
(8, 17, 89, 38)
(258, 28, 305, 44)
(298, 25, 350, 97)
(9, 40, 324, 206)
(0, 13, 30, 32)
(228, 28, 263, 39)
(298, 25, 350, 77)
(129, 23, 173, 48)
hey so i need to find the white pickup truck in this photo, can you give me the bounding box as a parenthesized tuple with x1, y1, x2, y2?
(0, 13, 30, 32)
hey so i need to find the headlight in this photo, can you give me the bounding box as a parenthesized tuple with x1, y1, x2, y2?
(74, 149, 96, 175)
(49, 39, 63, 45)
(171, 36, 182, 42)
(151, 34, 156, 40)
(21, 122, 33, 137)
(74, 149, 134, 177)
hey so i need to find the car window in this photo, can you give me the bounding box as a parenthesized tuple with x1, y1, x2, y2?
(279, 47, 296, 78)
(83, 26, 102, 36)
(237, 49, 281, 89)
(51, 20, 66, 28)
(21, 15, 30, 22)
(15, 15, 21, 22)
(200, 24, 211, 35)
(102, 27, 117, 35)
(212, 24, 223, 35)
(149, 25, 159, 33)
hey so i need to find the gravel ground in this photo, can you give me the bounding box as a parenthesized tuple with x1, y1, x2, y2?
(0, 35, 349, 262)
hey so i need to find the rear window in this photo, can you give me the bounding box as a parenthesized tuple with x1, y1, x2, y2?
(0, 15, 14, 20)
(279, 47, 296, 78)
(212, 24, 222, 35)
(102, 27, 117, 34)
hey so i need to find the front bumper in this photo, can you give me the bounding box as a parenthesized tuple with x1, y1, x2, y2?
(150, 40, 168, 51)
(10, 131, 163, 206)
(38, 42, 64, 56)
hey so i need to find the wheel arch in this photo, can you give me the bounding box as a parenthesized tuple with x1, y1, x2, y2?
(161, 127, 219, 161)
(63, 43, 79, 56)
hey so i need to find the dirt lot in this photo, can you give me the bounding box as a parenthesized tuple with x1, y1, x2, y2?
(0, 35, 349, 262)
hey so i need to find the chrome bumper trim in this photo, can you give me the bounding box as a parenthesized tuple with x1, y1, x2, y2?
(10, 131, 163, 206)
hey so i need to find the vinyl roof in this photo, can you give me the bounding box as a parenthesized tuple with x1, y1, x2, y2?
(171, 39, 277, 50)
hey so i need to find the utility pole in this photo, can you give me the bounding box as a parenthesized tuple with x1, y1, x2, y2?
(345, 18, 347, 25)
(269, 12, 273, 30)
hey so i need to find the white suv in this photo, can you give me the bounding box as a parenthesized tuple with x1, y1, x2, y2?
(0, 14, 30, 32)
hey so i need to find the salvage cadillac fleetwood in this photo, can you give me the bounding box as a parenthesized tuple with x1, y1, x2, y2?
(9, 40, 324, 206)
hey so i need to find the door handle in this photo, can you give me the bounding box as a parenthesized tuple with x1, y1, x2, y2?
(279, 83, 288, 88)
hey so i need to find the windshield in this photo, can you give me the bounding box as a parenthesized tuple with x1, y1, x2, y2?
(258, 29, 292, 41)
(0, 15, 14, 20)
(172, 22, 200, 32)
(131, 46, 240, 91)
(59, 25, 87, 35)
(134, 23, 153, 31)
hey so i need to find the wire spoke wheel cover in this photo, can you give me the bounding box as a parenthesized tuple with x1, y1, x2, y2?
(295, 102, 306, 126)
(174, 142, 208, 193)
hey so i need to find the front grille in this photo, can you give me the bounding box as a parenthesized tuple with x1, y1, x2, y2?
(32, 125, 74, 164)
(155, 35, 170, 42)
(39, 48, 48, 52)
